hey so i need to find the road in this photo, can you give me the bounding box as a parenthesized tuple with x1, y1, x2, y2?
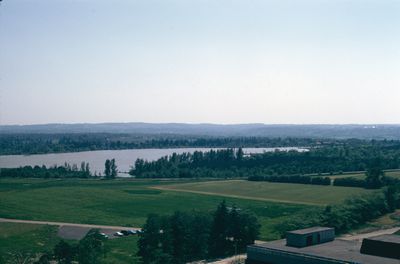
(0, 217, 141, 231)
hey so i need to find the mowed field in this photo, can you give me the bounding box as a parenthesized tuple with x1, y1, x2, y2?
(0, 178, 313, 241)
(0, 177, 374, 262)
(157, 180, 373, 205)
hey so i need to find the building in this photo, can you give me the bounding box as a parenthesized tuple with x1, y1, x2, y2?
(246, 227, 400, 264)
(360, 234, 400, 259)
(286, 227, 335, 248)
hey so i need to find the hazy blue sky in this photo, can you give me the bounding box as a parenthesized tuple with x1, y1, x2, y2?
(1, 0, 399, 125)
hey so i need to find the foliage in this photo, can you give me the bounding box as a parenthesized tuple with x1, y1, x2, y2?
(365, 160, 385, 189)
(137, 201, 260, 263)
(333, 177, 366, 188)
(277, 184, 400, 235)
(104, 159, 117, 179)
(248, 175, 330, 186)
(0, 221, 140, 264)
(130, 141, 400, 178)
(54, 240, 76, 264)
(0, 133, 321, 155)
(0, 163, 91, 178)
(78, 229, 108, 264)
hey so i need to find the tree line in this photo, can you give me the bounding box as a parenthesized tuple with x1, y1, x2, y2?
(138, 201, 260, 264)
(0, 133, 321, 155)
(130, 141, 400, 178)
(0, 159, 118, 179)
(248, 175, 331, 185)
(276, 184, 400, 236)
(0, 162, 91, 178)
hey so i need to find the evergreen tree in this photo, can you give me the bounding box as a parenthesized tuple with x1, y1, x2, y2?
(104, 159, 111, 178)
(365, 159, 385, 189)
(54, 240, 75, 264)
(208, 201, 231, 258)
(138, 214, 172, 264)
(110, 159, 117, 178)
(78, 229, 107, 264)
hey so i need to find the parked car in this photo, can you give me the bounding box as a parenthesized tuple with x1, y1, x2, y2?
(114, 231, 124, 237)
(99, 232, 109, 239)
(127, 229, 137, 235)
(120, 230, 130, 236)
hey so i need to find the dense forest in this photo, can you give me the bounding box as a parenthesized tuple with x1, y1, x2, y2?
(0, 133, 322, 155)
(130, 140, 400, 178)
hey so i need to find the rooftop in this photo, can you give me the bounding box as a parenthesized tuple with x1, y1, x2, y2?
(287, 226, 333, 235)
(250, 238, 399, 264)
(364, 234, 400, 244)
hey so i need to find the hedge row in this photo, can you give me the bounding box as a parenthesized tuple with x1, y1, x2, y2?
(248, 175, 331, 185)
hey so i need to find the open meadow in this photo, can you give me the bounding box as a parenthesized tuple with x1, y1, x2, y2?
(157, 180, 373, 205)
(0, 177, 376, 262)
(0, 178, 316, 240)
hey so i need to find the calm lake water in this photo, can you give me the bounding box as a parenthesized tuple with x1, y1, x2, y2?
(0, 147, 308, 176)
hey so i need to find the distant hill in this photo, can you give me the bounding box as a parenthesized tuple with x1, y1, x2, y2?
(1, 123, 400, 139)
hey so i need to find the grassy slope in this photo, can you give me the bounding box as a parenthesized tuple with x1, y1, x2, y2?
(0, 177, 375, 263)
(159, 180, 372, 205)
(0, 178, 312, 241)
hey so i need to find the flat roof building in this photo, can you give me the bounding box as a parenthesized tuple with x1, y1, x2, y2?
(360, 234, 400, 259)
(246, 227, 400, 264)
(286, 226, 334, 248)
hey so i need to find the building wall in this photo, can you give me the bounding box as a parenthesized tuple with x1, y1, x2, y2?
(247, 246, 350, 264)
(286, 229, 335, 248)
(360, 239, 400, 259)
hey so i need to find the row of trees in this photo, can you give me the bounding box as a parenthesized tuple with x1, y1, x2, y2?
(248, 175, 331, 185)
(0, 162, 91, 178)
(332, 161, 400, 189)
(0, 133, 321, 155)
(138, 201, 260, 264)
(1, 159, 119, 179)
(277, 184, 400, 235)
(130, 142, 400, 178)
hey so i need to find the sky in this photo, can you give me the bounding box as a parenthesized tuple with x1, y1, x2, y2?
(1, 0, 399, 125)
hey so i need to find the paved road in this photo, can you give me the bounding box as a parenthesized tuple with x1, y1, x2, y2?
(0, 217, 141, 231)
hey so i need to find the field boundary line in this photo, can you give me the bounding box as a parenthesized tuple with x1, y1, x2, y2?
(151, 184, 323, 206)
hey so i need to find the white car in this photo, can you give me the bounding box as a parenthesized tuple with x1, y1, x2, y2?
(127, 229, 137, 235)
(114, 231, 124, 237)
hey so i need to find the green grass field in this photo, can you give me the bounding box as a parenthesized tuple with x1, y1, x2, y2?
(0, 177, 376, 263)
(158, 180, 372, 205)
(0, 178, 314, 241)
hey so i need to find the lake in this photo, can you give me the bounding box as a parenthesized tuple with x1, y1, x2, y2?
(0, 147, 308, 176)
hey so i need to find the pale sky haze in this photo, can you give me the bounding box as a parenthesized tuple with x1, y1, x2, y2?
(1, 0, 399, 125)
